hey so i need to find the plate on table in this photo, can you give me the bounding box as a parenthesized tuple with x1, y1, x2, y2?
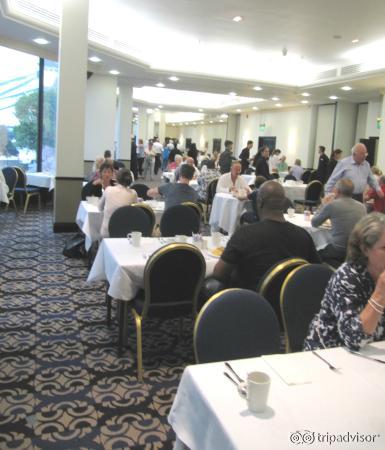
(207, 246, 225, 258)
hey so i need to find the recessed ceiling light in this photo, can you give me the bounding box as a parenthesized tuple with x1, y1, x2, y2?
(301, 92, 310, 97)
(253, 86, 263, 91)
(109, 70, 120, 75)
(301, 100, 309, 104)
(352, 39, 359, 44)
(193, 122, 196, 125)
(146, 108, 153, 113)
(232, 16, 243, 22)
(236, 109, 242, 112)
(132, 107, 138, 112)
(341, 86, 352, 91)
(219, 120, 224, 122)
(220, 113, 228, 118)
(33, 37, 49, 45)
(89, 56, 101, 63)
(271, 97, 280, 101)
(168, 76, 179, 82)
(200, 122, 204, 124)
(209, 120, 213, 123)
(252, 106, 259, 110)
(156, 82, 165, 88)
(229, 92, 237, 96)
(185, 122, 189, 125)
(275, 103, 282, 107)
(198, 108, 204, 112)
(158, 105, 163, 108)
(329, 95, 338, 100)
(172, 124, 175, 126)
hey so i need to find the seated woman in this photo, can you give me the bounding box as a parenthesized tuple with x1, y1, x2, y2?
(304, 213, 385, 351)
(98, 169, 137, 238)
(88, 156, 104, 181)
(82, 162, 115, 199)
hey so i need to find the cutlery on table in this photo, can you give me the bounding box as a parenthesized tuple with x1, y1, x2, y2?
(347, 349, 385, 365)
(312, 351, 339, 371)
(223, 371, 246, 396)
(225, 361, 244, 383)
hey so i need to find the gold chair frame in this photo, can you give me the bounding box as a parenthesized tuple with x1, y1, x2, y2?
(3, 167, 18, 211)
(14, 166, 41, 213)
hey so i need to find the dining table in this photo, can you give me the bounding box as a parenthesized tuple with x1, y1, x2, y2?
(26, 171, 55, 191)
(168, 340, 385, 450)
(282, 181, 306, 203)
(209, 193, 246, 235)
(0, 179, 9, 204)
(285, 212, 332, 250)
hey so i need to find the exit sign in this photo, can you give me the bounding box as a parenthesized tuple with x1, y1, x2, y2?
(259, 123, 266, 132)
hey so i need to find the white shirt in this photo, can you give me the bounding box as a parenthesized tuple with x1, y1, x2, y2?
(153, 142, 163, 155)
(216, 172, 249, 193)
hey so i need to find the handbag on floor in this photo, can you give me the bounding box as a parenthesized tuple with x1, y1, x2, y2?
(63, 233, 86, 258)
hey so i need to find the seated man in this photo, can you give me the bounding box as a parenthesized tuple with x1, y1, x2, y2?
(311, 178, 366, 264)
(147, 164, 198, 210)
(196, 166, 221, 202)
(213, 180, 320, 290)
(175, 156, 200, 182)
(216, 161, 251, 194)
(82, 162, 115, 199)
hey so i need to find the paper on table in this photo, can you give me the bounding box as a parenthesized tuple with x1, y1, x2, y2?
(262, 353, 312, 386)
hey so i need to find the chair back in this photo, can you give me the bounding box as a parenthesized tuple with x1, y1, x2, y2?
(13, 166, 27, 189)
(132, 203, 156, 234)
(301, 170, 312, 184)
(309, 170, 320, 182)
(160, 204, 200, 237)
(284, 174, 296, 182)
(131, 183, 150, 200)
(305, 180, 323, 202)
(280, 263, 335, 352)
(181, 201, 203, 221)
(257, 258, 308, 326)
(2, 167, 18, 193)
(108, 205, 152, 237)
(206, 178, 219, 206)
(142, 243, 206, 318)
(194, 289, 280, 363)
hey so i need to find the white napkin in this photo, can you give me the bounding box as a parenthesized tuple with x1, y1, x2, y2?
(262, 353, 312, 386)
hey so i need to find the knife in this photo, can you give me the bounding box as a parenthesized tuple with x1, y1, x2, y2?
(347, 349, 385, 365)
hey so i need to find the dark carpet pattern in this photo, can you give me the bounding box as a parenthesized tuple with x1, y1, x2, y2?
(0, 207, 193, 450)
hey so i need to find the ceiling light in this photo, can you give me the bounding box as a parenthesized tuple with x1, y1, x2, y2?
(301, 100, 309, 104)
(89, 56, 101, 63)
(341, 86, 352, 91)
(156, 82, 165, 88)
(158, 105, 163, 108)
(193, 122, 196, 125)
(301, 92, 310, 97)
(252, 106, 259, 110)
(219, 120, 224, 122)
(109, 70, 120, 75)
(232, 16, 243, 22)
(275, 103, 282, 107)
(146, 108, 153, 113)
(329, 95, 338, 100)
(352, 39, 359, 44)
(185, 122, 189, 125)
(253, 86, 263, 91)
(200, 122, 204, 124)
(209, 120, 213, 123)
(198, 108, 204, 112)
(168, 76, 179, 81)
(271, 97, 279, 101)
(220, 113, 228, 118)
(236, 109, 242, 112)
(132, 107, 138, 112)
(172, 124, 175, 126)
(33, 37, 49, 45)
(229, 92, 237, 96)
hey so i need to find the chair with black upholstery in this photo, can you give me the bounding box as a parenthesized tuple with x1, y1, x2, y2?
(132, 203, 156, 235)
(160, 204, 200, 236)
(205, 178, 219, 219)
(270, 173, 279, 180)
(13, 166, 41, 213)
(108, 205, 152, 237)
(301, 170, 312, 184)
(182, 201, 203, 222)
(257, 258, 308, 327)
(131, 183, 150, 200)
(194, 288, 280, 363)
(309, 170, 320, 182)
(280, 263, 335, 352)
(2, 167, 18, 211)
(284, 174, 297, 182)
(294, 180, 323, 211)
(130, 243, 206, 380)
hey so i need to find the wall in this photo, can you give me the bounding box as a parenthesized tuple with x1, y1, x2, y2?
(313, 104, 335, 166)
(84, 74, 117, 160)
(333, 101, 357, 156)
(355, 103, 368, 142)
(165, 123, 227, 153)
(366, 100, 381, 138)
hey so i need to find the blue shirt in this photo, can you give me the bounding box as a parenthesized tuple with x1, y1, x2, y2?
(325, 155, 379, 194)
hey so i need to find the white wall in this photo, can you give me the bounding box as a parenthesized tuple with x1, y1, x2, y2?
(366, 100, 381, 138)
(334, 101, 357, 157)
(238, 107, 314, 166)
(313, 104, 335, 166)
(355, 103, 368, 142)
(165, 123, 227, 153)
(84, 74, 117, 160)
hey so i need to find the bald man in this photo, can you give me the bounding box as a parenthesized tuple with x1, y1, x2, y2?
(325, 143, 383, 202)
(213, 180, 320, 290)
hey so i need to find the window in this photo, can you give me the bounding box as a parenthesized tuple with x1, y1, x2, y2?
(42, 59, 58, 173)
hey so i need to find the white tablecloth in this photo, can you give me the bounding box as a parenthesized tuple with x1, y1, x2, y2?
(169, 341, 385, 450)
(0, 181, 9, 204)
(282, 182, 306, 203)
(241, 174, 255, 186)
(88, 237, 224, 301)
(26, 172, 55, 191)
(76, 201, 103, 250)
(162, 172, 199, 191)
(284, 213, 332, 250)
(143, 200, 165, 224)
(209, 193, 246, 235)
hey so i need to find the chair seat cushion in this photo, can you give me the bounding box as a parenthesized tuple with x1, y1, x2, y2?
(15, 187, 40, 193)
(132, 291, 192, 318)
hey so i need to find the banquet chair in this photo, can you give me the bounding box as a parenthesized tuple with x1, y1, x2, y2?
(132, 203, 156, 235)
(108, 205, 152, 237)
(182, 201, 203, 222)
(129, 243, 206, 380)
(257, 258, 308, 327)
(13, 166, 41, 213)
(205, 178, 219, 221)
(301, 170, 312, 184)
(284, 174, 297, 182)
(293, 180, 323, 212)
(131, 183, 150, 200)
(194, 288, 280, 364)
(160, 204, 200, 236)
(2, 167, 18, 211)
(280, 263, 335, 352)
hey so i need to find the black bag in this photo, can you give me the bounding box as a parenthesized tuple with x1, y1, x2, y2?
(63, 233, 86, 258)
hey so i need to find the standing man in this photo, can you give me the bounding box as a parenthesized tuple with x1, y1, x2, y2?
(239, 140, 253, 174)
(255, 146, 270, 180)
(218, 140, 235, 174)
(325, 143, 384, 202)
(316, 145, 329, 183)
(152, 137, 163, 175)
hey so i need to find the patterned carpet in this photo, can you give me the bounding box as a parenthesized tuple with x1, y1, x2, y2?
(0, 206, 194, 450)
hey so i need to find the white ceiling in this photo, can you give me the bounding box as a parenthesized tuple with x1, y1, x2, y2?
(1, 0, 385, 116)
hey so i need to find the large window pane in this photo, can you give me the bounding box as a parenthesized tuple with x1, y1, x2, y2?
(42, 59, 58, 173)
(0, 45, 39, 172)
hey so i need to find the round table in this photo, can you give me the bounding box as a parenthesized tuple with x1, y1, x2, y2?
(284, 213, 332, 250)
(282, 182, 306, 203)
(209, 193, 246, 235)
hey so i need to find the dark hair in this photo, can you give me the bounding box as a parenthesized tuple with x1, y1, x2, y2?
(180, 164, 195, 180)
(116, 169, 132, 187)
(99, 162, 113, 173)
(225, 140, 233, 148)
(254, 175, 267, 188)
(104, 149, 112, 158)
(247, 140, 253, 145)
(319, 146, 326, 152)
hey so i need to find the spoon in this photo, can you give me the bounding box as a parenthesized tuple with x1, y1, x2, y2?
(223, 371, 247, 396)
(225, 361, 244, 383)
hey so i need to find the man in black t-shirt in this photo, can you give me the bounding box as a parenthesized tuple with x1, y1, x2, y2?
(213, 181, 320, 289)
(316, 145, 329, 184)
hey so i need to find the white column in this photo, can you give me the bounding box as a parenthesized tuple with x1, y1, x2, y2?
(116, 83, 133, 161)
(147, 113, 155, 139)
(54, 0, 89, 230)
(158, 111, 166, 143)
(377, 94, 385, 169)
(137, 106, 148, 143)
(226, 113, 240, 156)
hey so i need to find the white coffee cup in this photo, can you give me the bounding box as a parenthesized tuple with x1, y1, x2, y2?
(175, 235, 187, 243)
(287, 208, 295, 218)
(246, 371, 270, 413)
(211, 231, 222, 247)
(127, 231, 142, 247)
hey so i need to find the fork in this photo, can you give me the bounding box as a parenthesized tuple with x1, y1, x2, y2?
(312, 351, 339, 371)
